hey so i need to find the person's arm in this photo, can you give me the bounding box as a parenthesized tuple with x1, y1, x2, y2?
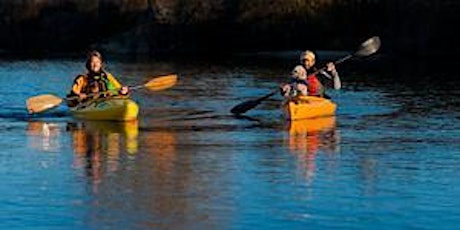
(328, 63, 341, 90)
(71, 75, 88, 99)
(333, 74, 341, 90)
(105, 72, 122, 89)
(106, 72, 129, 95)
(321, 62, 341, 90)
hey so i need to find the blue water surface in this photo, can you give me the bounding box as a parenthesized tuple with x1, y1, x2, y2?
(0, 55, 459, 229)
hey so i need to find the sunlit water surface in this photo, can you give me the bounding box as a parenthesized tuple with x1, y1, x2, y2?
(0, 55, 459, 229)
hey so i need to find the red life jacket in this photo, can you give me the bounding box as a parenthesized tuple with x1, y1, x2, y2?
(307, 74, 324, 96)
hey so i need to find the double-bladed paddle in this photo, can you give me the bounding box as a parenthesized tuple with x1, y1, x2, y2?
(230, 36, 381, 115)
(26, 74, 178, 114)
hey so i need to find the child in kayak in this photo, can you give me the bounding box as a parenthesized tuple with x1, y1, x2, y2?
(280, 65, 309, 98)
(67, 50, 129, 107)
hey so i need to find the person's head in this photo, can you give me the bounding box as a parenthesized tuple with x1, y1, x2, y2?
(299, 50, 316, 70)
(291, 65, 307, 80)
(85, 50, 104, 73)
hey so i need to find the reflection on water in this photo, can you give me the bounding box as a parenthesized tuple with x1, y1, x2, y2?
(26, 121, 61, 152)
(27, 120, 139, 155)
(5, 57, 460, 229)
(26, 120, 139, 187)
(67, 120, 139, 155)
(143, 129, 177, 170)
(66, 121, 139, 190)
(285, 116, 340, 182)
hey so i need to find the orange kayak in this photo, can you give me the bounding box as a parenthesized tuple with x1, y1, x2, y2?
(282, 96, 336, 120)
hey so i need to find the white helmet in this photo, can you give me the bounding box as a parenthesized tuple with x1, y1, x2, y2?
(299, 50, 315, 63)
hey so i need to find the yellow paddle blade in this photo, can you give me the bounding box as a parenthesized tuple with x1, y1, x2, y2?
(143, 74, 178, 91)
(26, 94, 63, 114)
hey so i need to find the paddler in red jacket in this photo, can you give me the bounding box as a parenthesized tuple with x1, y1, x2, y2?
(300, 50, 341, 98)
(67, 50, 129, 107)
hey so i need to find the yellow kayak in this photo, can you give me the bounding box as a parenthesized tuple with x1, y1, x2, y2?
(282, 96, 336, 120)
(70, 97, 139, 121)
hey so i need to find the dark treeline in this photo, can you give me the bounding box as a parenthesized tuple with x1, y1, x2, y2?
(0, 0, 458, 59)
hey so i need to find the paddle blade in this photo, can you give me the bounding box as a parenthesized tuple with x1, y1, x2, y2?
(143, 74, 178, 91)
(26, 94, 63, 114)
(355, 36, 381, 57)
(230, 99, 261, 115)
(230, 90, 278, 114)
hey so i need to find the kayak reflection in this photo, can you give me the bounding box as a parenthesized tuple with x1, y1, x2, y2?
(67, 120, 139, 155)
(67, 120, 139, 186)
(285, 116, 340, 182)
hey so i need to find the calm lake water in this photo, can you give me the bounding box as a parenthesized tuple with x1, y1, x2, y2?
(0, 54, 459, 229)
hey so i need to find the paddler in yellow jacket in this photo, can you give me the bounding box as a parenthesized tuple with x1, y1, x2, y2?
(67, 50, 129, 107)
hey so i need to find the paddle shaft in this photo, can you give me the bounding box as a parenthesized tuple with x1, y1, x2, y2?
(306, 53, 356, 80)
(129, 85, 145, 90)
(335, 54, 353, 65)
(308, 36, 381, 78)
(257, 90, 278, 102)
(27, 74, 178, 114)
(72, 73, 177, 99)
(65, 87, 125, 101)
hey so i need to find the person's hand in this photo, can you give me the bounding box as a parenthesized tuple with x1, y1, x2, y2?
(119, 86, 129, 95)
(326, 62, 338, 75)
(279, 84, 291, 97)
(78, 93, 88, 100)
(296, 84, 308, 96)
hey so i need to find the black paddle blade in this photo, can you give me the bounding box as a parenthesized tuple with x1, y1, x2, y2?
(230, 91, 278, 115)
(355, 36, 381, 57)
(230, 99, 262, 114)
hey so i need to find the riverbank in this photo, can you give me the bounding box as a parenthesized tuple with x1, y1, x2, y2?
(0, 1, 459, 58)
